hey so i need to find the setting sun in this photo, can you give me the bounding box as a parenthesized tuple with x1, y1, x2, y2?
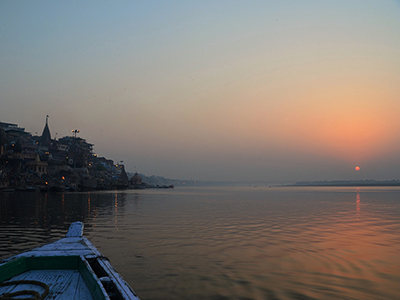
(355, 166, 360, 171)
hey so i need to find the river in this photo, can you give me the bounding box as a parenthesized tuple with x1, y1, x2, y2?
(1, 186, 400, 300)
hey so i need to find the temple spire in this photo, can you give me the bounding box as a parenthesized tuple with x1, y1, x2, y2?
(40, 115, 51, 146)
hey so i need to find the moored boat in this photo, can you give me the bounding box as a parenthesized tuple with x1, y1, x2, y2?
(0, 222, 140, 300)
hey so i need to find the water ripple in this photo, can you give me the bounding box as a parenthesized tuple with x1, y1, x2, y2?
(2, 187, 400, 299)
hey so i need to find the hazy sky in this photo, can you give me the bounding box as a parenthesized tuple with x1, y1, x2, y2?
(1, 1, 400, 183)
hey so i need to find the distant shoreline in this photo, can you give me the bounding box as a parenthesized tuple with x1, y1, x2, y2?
(290, 180, 400, 187)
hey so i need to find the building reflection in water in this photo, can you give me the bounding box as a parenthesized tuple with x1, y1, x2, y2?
(0, 191, 128, 231)
(87, 193, 91, 220)
(0, 191, 132, 260)
(62, 193, 65, 210)
(114, 193, 119, 230)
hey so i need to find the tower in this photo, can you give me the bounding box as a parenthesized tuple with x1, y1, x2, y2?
(40, 115, 52, 147)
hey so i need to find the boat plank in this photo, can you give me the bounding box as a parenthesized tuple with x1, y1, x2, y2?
(29, 237, 99, 253)
(65, 222, 84, 237)
(50, 270, 97, 300)
(14, 249, 96, 258)
(7, 238, 100, 261)
(0, 270, 97, 300)
(0, 270, 33, 295)
(97, 258, 139, 299)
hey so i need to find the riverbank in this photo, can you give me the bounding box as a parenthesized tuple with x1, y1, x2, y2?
(291, 179, 400, 187)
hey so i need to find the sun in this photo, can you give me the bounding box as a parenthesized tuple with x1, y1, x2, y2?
(355, 166, 360, 171)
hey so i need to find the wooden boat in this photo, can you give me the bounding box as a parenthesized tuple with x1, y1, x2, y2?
(0, 222, 140, 300)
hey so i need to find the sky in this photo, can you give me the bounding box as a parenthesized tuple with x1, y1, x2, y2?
(1, 1, 400, 183)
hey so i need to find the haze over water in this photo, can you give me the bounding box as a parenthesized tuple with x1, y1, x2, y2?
(2, 1, 400, 183)
(1, 186, 400, 300)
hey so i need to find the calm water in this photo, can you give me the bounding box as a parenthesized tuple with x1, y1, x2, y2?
(1, 186, 400, 300)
